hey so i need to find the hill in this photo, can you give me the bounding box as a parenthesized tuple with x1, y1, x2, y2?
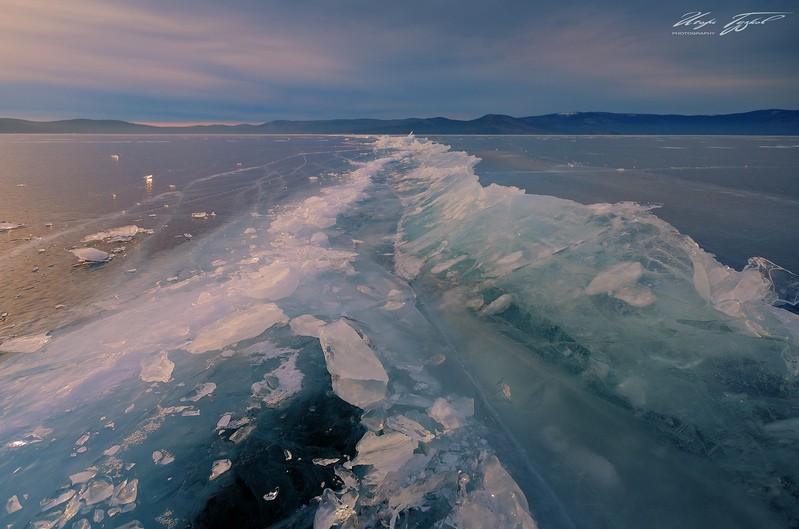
(1, 110, 797, 135)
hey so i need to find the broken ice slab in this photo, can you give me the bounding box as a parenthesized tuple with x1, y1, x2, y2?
(191, 211, 216, 220)
(185, 303, 288, 354)
(428, 396, 474, 432)
(139, 350, 175, 383)
(70, 247, 112, 263)
(289, 314, 326, 337)
(5, 495, 22, 514)
(350, 431, 417, 479)
(109, 479, 138, 506)
(0, 332, 51, 353)
(209, 459, 232, 480)
(180, 382, 216, 402)
(69, 470, 97, 485)
(152, 450, 175, 465)
(318, 319, 389, 409)
(0, 222, 24, 232)
(446, 456, 537, 529)
(82, 479, 114, 506)
(81, 225, 144, 243)
(263, 487, 279, 501)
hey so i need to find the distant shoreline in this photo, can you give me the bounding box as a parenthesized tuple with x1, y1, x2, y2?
(2, 109, 798, 135)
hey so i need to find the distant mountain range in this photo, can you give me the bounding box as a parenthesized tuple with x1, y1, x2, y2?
(1, 109, 798, 135)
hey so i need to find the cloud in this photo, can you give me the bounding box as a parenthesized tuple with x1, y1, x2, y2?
(0, 0, 352, 99)
(0, 0, 796, 121)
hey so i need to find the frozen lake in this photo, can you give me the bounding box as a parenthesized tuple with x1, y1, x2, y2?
(1, 134, 797, 529)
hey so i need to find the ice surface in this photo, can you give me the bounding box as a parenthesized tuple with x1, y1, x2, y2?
(318, 319, 389, 408)
(350, 431, 418, 478)
(447, 456, 538, 529)
(82, 479, 114, 505)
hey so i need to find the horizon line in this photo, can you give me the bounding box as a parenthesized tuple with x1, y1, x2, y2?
(3, 108, 797, 128)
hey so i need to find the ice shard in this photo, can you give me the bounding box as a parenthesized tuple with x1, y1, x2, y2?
(318, 319, 389, 408)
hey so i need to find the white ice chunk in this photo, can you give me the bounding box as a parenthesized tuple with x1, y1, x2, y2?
(5, 495, 22, 514)
(0, 332, 51, 353)
(0, 222, 23, 232)
(209, 459, 231, 480)
(289, 314, 326, 337)
(152, 450, 175, 465)
(185, 303, 288, 354)
(263, 487, 280, 501)
(109, 479, 138, 506)
(139, 350, 174, 383)
(318, 319, 389, 408)
(216, 413, 233, 430)
(313, 457, 341, 466)
(104, 445, 121, 456)
(82, 479, 114, 506)
(428, 396, 474, 432)
(70, 247, 111, 263)
(447, 455, 537, 529)
(351, 431, 417, 478)
(314, 488, 356, 529)
(385, 415, 435, 442)
(69, 470, 97, 485)
(480, 294, 513, 317)
(82, 225, 141, 243)
(72, 519, 91, 529)
(181, 383, 216, 402)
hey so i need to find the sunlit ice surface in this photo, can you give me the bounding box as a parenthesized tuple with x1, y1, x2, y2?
(0, 134, 797, 529)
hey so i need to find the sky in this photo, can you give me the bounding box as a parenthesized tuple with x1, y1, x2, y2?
(1, 0, 797, 123)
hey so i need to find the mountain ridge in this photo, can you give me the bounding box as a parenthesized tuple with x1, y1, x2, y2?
(1, 109, 797, 135)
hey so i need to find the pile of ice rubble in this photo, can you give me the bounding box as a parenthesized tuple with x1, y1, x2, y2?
(69, 225, 153, 263)
(299, 317, 537, 529)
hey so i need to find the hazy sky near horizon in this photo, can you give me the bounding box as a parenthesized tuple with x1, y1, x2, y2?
(1, 0, 797, 123)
